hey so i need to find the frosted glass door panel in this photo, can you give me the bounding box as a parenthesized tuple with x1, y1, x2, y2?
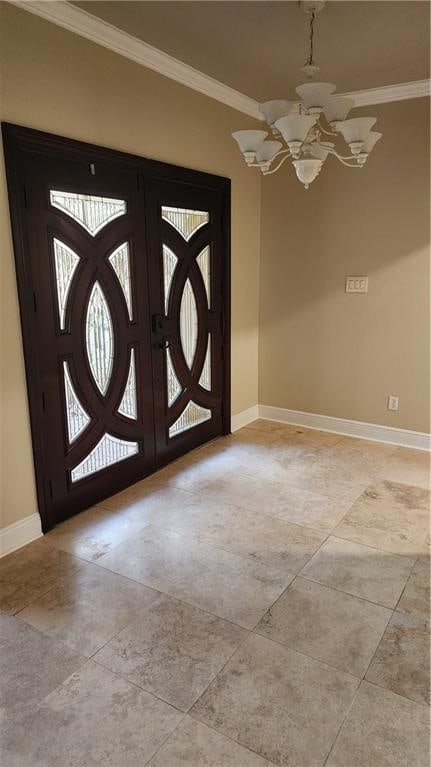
(197, 246, 211, 308)
(169, 401, 211, 437)
(86, 282, 114, 395)
(108, 243, 133, 319)
(63, 361, 90, 443)
(162, 245, 178, 314)
(71, 434, 138, 482)
(118, 348, 137, 419)
(180, 279, 198, 370)
(162, 206, 208, 241)
(166, 347, 182, 406)
(50, 191, 126, 235)
(199, 335, 211, 391)
(53, 239, 80, 330)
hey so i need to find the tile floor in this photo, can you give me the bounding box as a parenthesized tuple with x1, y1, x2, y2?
(1, 420, 430, 766)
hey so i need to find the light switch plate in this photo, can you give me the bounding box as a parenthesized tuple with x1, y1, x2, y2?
(345, 276, 368, 293)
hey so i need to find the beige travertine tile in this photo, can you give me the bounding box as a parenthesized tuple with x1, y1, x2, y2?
(200, 436, 326, 485)
(94, 594, 246, 711)
(97, 525, 289, 628)
(45, 503, 148, 561)
(232, 440, 328, 485)
(256, 577, 391, 677)
(151, 493, 325, 574)
(17, 561, 159, 657)
(92, 478, 146, 509)
(326, 681, 430, 767)
(245, 419, 291, 434)
(0, 661, 182, 767)
(397, 555, 430, 619)
(274, 426, 342, 447)
(334, 479, 430, 556)
(301, 536, 414, 608)
(290, 460, 372, 504)
(191, 633, 359, 767)
(366, 610, 430, 705)
(0, 538, 83, 614)
(148, 717, 272, 766)
(266, 484, 354, 533)
(145, 450, 244, 493)
(377, 446, 431, 490)
(97, 481, 192, 513)
(196, 471, 324, 517)
(0, 613, 84, 731)
(323, 437, 398, 475)
(228, 427, 282, 446)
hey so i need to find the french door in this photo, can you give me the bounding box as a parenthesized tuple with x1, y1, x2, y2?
(3, 124, 230, 531)
(146, 178, 226, 466)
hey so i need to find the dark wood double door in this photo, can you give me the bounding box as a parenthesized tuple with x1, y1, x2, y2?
(3, 124, 230, 531)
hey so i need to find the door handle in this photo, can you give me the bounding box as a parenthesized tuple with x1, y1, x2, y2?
(153, 339, 172, 350)
(152, 313, 165, 334)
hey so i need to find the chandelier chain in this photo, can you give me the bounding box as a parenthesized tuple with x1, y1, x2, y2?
(307, 11, 316, 66)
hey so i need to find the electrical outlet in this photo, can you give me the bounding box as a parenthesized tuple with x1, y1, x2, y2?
(345, 276, 368, 293)
(387, 395, 399, 411)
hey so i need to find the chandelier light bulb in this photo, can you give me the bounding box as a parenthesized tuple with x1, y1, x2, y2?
(231, 2, 381, 187)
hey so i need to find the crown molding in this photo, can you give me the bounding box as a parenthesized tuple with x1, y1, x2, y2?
(8, 0, 262, 120)
(8, 1, 431, 121)
(345, 79, 431, 107)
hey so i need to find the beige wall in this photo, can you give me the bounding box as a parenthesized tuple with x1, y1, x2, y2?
(259, 98, 430, 433)
(0, 4, 261, 528)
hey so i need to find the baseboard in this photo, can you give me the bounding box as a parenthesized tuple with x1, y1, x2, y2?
(0, 513, 43, 558)
(231, 405, 259, 432)
(258, 405, 431, 451)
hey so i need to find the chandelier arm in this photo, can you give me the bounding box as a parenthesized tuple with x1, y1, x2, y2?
(317, 121, 337, 136)
(328, 148, 362, 167)
(261, 152, 292, 175)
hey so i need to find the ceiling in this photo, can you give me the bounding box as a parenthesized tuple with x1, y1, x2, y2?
(72, 1, 430, 101)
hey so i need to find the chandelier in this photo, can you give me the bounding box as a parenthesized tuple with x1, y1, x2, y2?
(232, 1, 382, 188)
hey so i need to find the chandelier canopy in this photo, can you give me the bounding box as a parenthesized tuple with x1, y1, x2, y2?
(232, 1, 382, 188)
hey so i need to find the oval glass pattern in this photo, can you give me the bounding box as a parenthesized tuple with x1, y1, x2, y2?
(180, 278, 198, 370)
(86, 281, 114, 395)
